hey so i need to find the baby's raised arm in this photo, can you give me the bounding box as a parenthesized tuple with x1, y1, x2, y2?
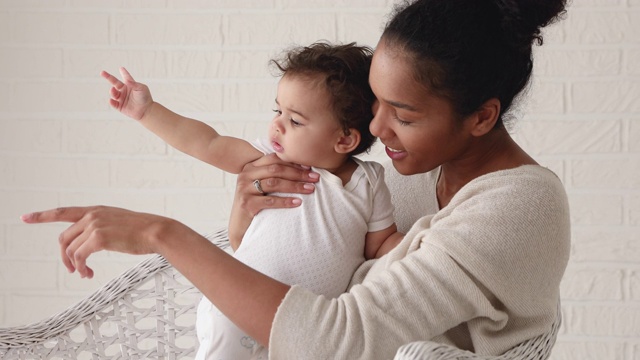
(102, 67, 262, 174)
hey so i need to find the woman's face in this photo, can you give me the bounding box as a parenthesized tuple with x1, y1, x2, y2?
(369, 40, 471, 175)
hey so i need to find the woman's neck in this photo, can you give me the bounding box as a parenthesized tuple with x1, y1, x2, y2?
(437, 129, 537, 208)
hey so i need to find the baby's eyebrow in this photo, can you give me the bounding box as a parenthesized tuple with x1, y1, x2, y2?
(273, 98, 309, 120)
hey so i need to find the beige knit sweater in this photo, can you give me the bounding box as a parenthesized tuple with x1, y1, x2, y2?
(268, 165, 571, 359)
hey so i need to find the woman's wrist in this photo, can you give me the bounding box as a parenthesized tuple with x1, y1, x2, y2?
(147, 216, 192, 256)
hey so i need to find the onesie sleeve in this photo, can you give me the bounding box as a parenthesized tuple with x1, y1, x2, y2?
(267, 166, 571, 360)
(249, 137, 274, 155)
(366, 162, 396, 232)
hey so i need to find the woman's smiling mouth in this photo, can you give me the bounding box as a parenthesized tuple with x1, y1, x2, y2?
(384, 146, 407, 160)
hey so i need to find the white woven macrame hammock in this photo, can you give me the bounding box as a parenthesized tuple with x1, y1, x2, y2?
(0, 227, 560, 360)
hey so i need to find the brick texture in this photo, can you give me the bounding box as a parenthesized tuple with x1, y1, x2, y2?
(0, 1, 638, 358)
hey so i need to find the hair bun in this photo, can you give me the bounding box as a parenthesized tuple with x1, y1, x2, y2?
(495, 0, 567, 48)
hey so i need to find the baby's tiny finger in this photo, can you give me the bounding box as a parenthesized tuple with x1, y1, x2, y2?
(101, 71, 124, 88)
(119, 67, 136, 83)
(109, 87, 121, 100)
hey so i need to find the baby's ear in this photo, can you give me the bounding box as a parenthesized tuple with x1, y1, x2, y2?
(335, 128, 361, 154)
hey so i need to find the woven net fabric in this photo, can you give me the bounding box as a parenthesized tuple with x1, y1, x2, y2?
(0, 228, 228, 360)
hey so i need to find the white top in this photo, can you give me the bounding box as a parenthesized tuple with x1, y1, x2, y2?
(268, 165, 571, 359)
(233, 139, 395, 298)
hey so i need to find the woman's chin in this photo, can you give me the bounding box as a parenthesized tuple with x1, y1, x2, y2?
(389, 160, 409, 174)
(390, 160, 434, 176)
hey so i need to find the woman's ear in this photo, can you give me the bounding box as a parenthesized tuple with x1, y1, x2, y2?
(469, 98, 501, 136)
(335, 128, 361, 154)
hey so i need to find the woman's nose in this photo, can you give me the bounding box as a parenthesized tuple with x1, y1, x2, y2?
(369, 101, 388, 138)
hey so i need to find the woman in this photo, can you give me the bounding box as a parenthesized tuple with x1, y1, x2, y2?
(21, 0, 570, 358)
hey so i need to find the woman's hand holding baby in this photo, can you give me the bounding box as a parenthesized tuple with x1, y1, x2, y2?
(227, 154, 320, 248)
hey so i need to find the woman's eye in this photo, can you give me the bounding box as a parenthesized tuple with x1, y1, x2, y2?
(396, 117, 411, 126)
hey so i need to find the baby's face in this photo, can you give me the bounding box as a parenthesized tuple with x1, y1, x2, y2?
(269, 74, 345, 168)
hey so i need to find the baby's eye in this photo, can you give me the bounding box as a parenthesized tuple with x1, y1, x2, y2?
(272, 109, 282, 116)
(290, 118, 302, 126)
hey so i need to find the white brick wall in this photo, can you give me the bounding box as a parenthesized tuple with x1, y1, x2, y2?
(0, 0, 637, 358)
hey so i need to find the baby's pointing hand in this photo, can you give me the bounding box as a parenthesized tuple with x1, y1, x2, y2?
(101, 67, 153, 121)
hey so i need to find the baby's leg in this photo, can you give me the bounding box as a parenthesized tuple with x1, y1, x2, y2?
(196, 297, 265, 360)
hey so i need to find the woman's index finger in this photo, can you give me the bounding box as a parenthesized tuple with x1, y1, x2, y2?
(21, 207, 89, 224)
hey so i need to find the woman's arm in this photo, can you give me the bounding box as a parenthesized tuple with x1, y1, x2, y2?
(102, 68, 262, 173)
(268, 167, 571, 359)
(21, 206, 288, 346)
(21, 158, 322, 340)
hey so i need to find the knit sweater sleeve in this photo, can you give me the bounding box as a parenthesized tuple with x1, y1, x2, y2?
(268, 166, 570, 359)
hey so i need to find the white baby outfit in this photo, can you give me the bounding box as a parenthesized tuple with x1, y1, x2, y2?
(195, 139, 395, 360)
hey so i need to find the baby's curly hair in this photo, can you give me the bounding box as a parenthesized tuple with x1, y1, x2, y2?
(270, 42, 376, 156)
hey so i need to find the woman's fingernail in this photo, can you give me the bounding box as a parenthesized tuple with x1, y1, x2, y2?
(303, 183, 315, 190)
(291, 198, 302, 205)
(308, 172, 320, 179)
(20, 213, 31, 222)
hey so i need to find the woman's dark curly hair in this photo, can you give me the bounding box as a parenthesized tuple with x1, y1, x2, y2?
(382, 0, 568, 128)
(270, 42, 376, 156)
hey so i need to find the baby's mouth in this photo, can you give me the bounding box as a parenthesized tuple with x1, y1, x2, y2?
(272, 140, 284, 153)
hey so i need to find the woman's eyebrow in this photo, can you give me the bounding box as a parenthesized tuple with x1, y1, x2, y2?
(386, 99, 419, 112)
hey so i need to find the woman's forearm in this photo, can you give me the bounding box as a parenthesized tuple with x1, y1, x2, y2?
(152, 218, 290, 346)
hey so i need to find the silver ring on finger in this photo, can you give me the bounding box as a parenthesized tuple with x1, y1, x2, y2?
(253, 179, 266, 195)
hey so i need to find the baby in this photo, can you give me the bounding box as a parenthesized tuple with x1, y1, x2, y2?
(101, 42, 403, 359)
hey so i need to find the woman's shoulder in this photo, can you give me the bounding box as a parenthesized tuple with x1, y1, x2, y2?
(476, 164, 560, 181)
(434, 165, 570, 242)
(463, 165, 567, 201)
(440, 165, 570, 238)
